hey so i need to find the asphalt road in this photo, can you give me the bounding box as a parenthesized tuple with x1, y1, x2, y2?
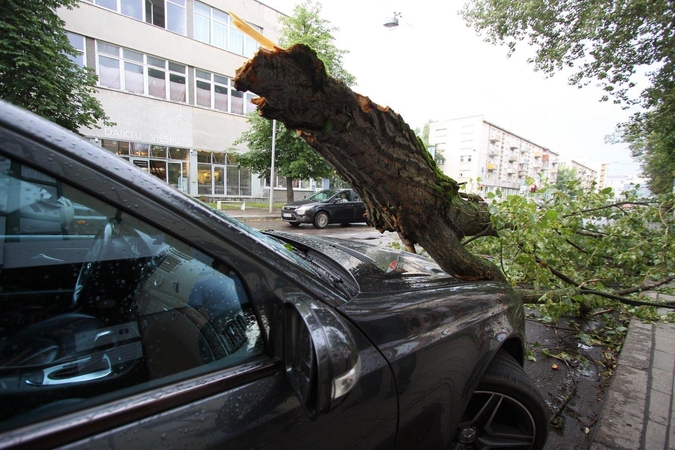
(243, 219, 401, 245)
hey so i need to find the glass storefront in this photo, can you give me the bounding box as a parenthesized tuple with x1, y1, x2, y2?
(197, 150, 250, 196)
(102, 140, 189, 193)
(100, 140, 250, 197)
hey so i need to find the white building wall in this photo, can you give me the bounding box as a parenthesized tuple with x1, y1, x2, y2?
(430, 116, 553, 197)
(58, 1, 285, 199)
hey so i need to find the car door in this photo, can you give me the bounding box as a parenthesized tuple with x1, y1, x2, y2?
(328, 190, 355, 223)
(351, 189, 367, 223)
(0, 123, 398, 450)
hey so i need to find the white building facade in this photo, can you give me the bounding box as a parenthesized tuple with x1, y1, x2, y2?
(59, 0, 287, 200)
(558, 159, 599, 190)
(429, 116, 559, 197)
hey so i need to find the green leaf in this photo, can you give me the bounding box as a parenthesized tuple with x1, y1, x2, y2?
(543, 209, 558, 221)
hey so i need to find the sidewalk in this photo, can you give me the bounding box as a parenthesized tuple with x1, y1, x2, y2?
(222, 207, 280, 222)
(591, 304, 675, 449)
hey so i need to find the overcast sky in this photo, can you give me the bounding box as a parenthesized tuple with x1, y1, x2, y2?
(259, 0, 642, 177)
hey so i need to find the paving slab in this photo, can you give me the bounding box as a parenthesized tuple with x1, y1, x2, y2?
(591, 319, 675, 450)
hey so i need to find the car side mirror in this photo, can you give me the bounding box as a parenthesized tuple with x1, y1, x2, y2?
(284, 297, 361, 420)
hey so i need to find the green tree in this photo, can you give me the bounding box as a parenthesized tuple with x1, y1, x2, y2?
(619, 108, 675, 194)
(468, 181, 675, 320)
(236, 0, 355, 202)
(0, 0, 111, 133)
(415, 120, 445, 165)
(554, 166, 582, 197)
(279, 0, 355, 87)
(234, 115, 335, 202)
(461, 0, 675, 193)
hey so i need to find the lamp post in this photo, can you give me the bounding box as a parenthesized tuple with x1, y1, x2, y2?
(269, 119, 277, 214)
(384, 12, 400, 28)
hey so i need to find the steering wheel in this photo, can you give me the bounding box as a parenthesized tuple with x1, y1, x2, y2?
(72, 215, 147, 307)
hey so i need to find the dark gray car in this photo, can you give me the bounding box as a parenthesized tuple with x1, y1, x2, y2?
(0, 101, 548, 450)
(281, 188, 367, 228)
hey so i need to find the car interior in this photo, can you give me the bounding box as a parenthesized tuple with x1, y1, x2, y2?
(0, 155, 263, 430)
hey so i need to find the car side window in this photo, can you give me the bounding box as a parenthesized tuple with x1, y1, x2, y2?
(0, 156, 264, 430)
(352, 191, 360, 201)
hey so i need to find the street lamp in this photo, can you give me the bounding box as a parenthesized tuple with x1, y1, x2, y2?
(269, 119, 276, 214)
(384, 12, 400, 28)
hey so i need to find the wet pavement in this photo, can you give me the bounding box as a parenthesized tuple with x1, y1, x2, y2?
(524, 311, 612, 449)
(590, 316, 675, 450)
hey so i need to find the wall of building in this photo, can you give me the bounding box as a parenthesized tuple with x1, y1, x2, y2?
(58, 0, 286, 200)
(430, 116, 558, 197)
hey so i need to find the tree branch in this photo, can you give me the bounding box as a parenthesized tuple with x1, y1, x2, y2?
(234, 44, 505, 282)
(562, 201, 655, 218)
(613, 274, 675, 296)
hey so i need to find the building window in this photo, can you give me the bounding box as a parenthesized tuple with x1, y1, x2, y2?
(194, 70, 252, 115)
(66, 32, 85, 67)
(122, 0, 143, 19)
(193, 2, 261, 57)
(196, 151, 251, 196)
(146, 0, 186, 35)
(96, 42, 186, 103)
(96, 0, 185, 34)
(97, 42, 122, 89)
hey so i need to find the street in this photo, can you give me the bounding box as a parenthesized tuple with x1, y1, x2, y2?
(240, 218, 401, 247)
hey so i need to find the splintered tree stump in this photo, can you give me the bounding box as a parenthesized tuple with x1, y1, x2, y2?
(234, 44, 504, 282)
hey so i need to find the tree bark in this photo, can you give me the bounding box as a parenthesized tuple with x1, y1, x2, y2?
(286, 176, 294, 204)
(234, 44, 504, 282)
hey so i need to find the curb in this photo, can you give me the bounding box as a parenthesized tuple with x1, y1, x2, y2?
(590, 319, 675, 449)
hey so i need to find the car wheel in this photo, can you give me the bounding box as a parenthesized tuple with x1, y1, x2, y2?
(289, 222, 301, 227)
(455, 351, 549, 450)
(313, 212, 329, 229)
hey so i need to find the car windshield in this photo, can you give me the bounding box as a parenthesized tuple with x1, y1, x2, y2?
(305, 189, 338, 201)
(210, 207, 331, 281)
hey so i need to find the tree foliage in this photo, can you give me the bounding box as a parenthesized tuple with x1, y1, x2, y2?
(0, 0, 111, 133)
(233, 12, 675, 315)
(461, 0, 675, 193)
(554, 166, 581, 196)
(236, 0, 355, 201)
(279, 0, 355, 87)
(415, 120, 446, 165)
(467, 179, 675, 319)
(233, 114, 335, 201)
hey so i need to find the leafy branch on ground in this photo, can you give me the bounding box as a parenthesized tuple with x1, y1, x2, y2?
(466, 178, 675, 318)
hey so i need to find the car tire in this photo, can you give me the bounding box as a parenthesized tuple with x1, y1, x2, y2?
(455, 350, 549, 450)
(289, 222, 301, 227)
(313, 212, 329, 229)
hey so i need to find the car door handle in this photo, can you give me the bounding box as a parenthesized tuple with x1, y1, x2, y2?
(26, 355, 112, 386)
(30, 253, 65, 263)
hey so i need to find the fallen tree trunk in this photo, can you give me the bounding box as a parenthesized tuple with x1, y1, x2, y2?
(234, 44, 504, 282)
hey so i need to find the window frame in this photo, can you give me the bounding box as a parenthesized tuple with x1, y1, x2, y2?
(95, 41, 187, 103)
(66, 32, 86, 67)
(193, 2, 261, 57)
(94, 0, 185, 35)
(193, 69, 251, 115)
(0, 147, 269, 435)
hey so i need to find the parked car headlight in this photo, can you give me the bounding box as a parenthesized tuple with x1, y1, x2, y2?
(296, 206, 310, 215)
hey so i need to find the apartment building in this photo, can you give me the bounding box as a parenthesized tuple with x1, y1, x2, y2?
(429, 116, 559, 197)
(559, 159, 599, 190)
(58, 0, 286, 200)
